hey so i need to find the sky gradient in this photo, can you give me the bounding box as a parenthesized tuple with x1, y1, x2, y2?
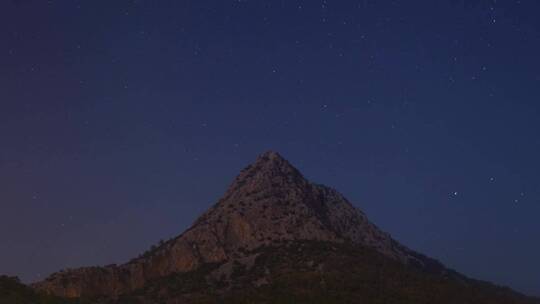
(1, 0, 539, 296)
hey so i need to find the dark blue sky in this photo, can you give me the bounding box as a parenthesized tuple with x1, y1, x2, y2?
(1, 0, 539, 296)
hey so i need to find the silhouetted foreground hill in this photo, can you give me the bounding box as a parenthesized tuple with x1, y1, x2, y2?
(2, 152, 537, 303)
(0, 275, 83, 304)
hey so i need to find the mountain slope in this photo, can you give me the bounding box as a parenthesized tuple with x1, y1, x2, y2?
(32, 151, 537, 303)
(104, 241, 538, 304)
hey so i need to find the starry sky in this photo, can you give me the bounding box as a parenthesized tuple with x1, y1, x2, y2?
(1, 0, 539, 296)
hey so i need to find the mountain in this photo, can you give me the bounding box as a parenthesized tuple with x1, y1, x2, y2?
(29, 151, 538, 303)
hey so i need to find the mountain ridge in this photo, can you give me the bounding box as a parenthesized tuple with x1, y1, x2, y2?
(29, 151, 537, 303)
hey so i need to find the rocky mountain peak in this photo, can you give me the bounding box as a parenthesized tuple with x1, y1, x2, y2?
(256, 150, 284, 162)
(188, 151, 404, 260)
(222, 151, 307, 200)
(33, 151, 433, 298)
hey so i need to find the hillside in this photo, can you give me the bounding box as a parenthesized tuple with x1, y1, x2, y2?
(23, 151, 539, 303)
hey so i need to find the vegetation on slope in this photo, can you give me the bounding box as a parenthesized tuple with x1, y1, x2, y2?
(4, 241, 537, 304)
(101, 241, 539, 304)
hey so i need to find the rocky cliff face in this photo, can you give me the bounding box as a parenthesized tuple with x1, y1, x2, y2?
(33, 151, 441, 298)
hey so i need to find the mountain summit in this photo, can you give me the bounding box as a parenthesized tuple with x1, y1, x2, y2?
(32, 152, 538, 303)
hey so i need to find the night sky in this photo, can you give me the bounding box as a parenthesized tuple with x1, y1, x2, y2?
(1, 0, 539, 296)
